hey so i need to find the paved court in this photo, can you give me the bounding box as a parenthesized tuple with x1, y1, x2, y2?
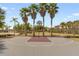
(28, 37, 51, 42)
(0, 36, 79, 56)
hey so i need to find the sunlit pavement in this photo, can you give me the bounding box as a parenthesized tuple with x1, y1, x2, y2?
(0, 36, 79, 56)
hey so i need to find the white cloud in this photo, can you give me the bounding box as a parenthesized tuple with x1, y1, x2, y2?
(1, 7, 8, 10)
(0, 4, 8, 10)
(72, 13, 79, 16)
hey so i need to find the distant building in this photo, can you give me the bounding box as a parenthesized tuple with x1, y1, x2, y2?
(0, 28, 14, 33)
(55, 25, 62, 29)
(72, 25, 79, 30)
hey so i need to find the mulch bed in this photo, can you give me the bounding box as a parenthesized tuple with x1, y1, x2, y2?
(28, 37, 51, 42)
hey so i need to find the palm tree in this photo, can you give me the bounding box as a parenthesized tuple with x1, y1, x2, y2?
(29, 4, 38, 36)
(48, 3, 58, 36)
(0, 8, 5, 29)
(11, 17, 18, 36)
(20, 8, 30, 36)
(39, 3, 48, 36)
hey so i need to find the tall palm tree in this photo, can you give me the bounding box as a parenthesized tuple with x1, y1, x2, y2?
(20, 8, 30, 36)
(48, 3, 58, 36)
(39, 3, 47, 36)
(29, 4, 38, 36)
(11, 17, 18, 36)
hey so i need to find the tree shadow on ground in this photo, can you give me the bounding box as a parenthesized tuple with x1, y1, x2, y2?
(0, 40, 7, 54)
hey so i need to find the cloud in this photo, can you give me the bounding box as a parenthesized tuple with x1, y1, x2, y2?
(0, 4, 8, 10)
(72, 13, 79, 16)
(1, 7, 8, 10)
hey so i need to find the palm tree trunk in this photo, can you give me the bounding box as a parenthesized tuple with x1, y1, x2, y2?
(33, 19, 35, 36)
(22, 24, 24, 34)
(51, 18, 53, 36)
(14, 22, 16, 36)
(43, 17, 44, 37)
(25, 23, 27, 36)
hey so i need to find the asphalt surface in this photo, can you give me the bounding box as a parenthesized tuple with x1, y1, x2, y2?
(0, 36, 79, 56)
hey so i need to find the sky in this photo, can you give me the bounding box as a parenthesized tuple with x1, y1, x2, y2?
(0, 3, 79, 28)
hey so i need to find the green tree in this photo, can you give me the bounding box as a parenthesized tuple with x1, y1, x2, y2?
(37, 20, 42, 31)
(60, 22, 66, 33)
(0, 8, 5, 29)
(37, 20, 42, 26)
(73, 20, 79, 34)
(66, 21, 73, 33)
(14, 23, 32, 34)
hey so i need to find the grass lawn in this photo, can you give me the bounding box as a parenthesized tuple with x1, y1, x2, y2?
(27, 32, 79, 37)
(70, 38, 79, 42)
(0, 32, 79, 38)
